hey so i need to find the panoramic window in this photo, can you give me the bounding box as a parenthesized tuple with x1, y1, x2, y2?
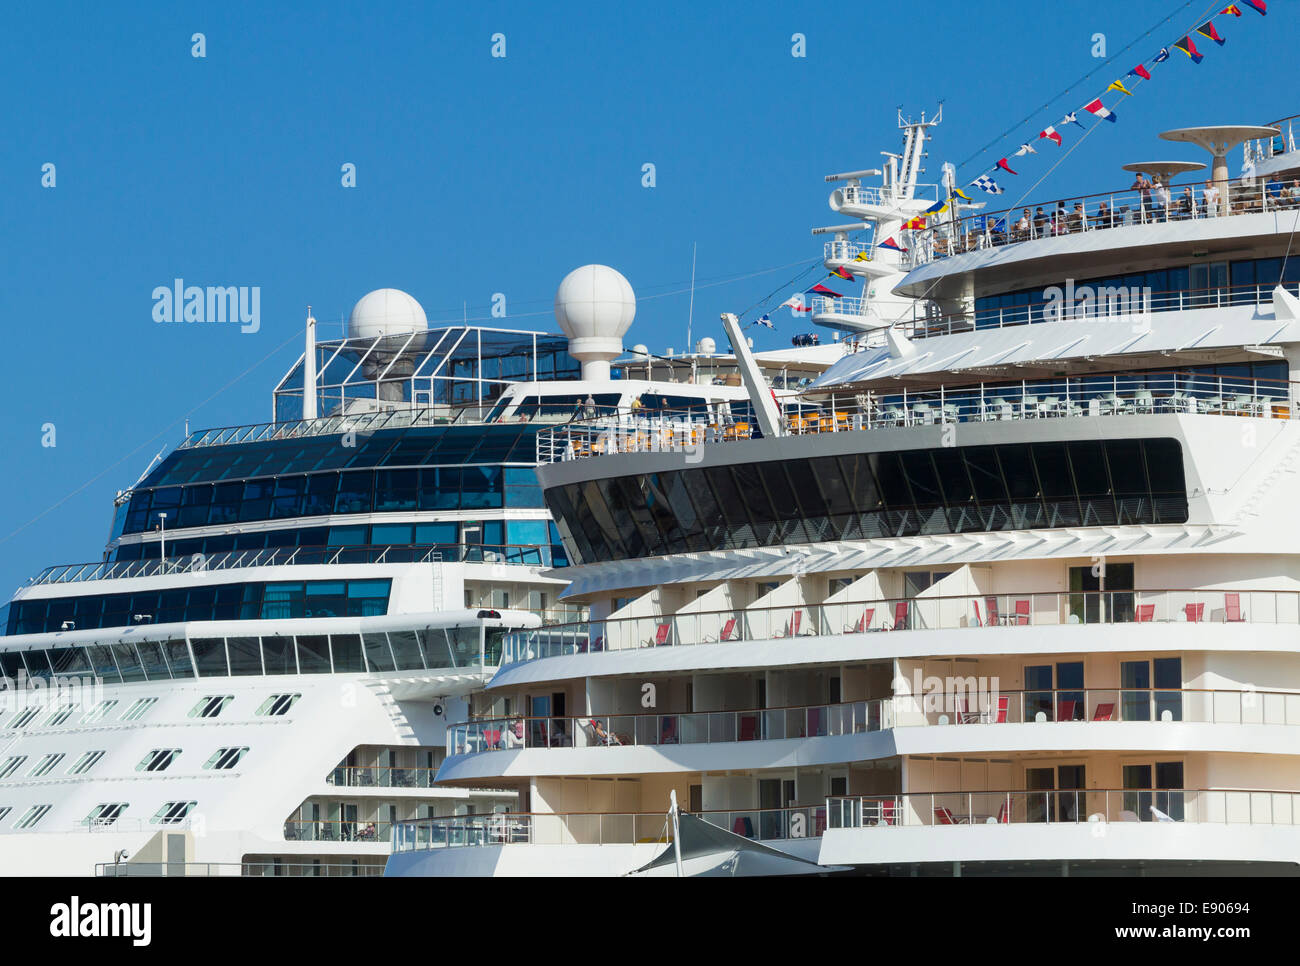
(0, 756, 27, 780)
(547, 438, 1189, 563)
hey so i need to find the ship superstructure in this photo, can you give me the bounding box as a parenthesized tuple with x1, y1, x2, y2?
(391, 117, 1300, 877)
(0, 269, 839, 876)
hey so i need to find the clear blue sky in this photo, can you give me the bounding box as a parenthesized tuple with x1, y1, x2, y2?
(0, 0, 1293, 592)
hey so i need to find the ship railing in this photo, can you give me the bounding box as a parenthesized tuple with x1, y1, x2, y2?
(447, 687, 1300, 759)
(838, 182, 941, 208)
(913, 174, 1300, 266)
(96, 861, 385, 877)
(823, 239, 875, 264)
(536, 370, 1296, 463)
(177, 405, 481, 450)
(448, 700, 883, 757)
(282, 818, 393, 843)
(29, 543, 555, 585)
(826, 788, 1300, 829)
(893, 687, 1300, 728)
(502, 588, 1299, 663)
(844, 279, 1300, 336)
(391, 803, 826, 851)
(326, 765, 439, 789)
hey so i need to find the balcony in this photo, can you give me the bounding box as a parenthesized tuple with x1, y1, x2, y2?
(503, 587, 1293, 664)
(392, 802, 826, 852)
(283, 819, 393, 843)
(912, 175, 1300, 267)
(98, 860, 385, 877)
(827, 787, 1300, 829)
(445, 686, 1299, 760)
(448, 700, 889, 756)
(535, 370, 1295, 464)
(326, 766, 440, 789)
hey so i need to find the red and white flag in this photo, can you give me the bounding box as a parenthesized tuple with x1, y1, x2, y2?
(1039, 125, 1062, 146)
(779, 294, 811, 314)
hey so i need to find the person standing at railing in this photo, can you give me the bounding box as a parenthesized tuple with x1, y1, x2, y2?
(1177, 186, 1194, 220)
(1203, 180, 1219, 216)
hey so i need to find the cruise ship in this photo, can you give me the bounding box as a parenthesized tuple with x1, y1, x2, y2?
(389, 112, 1300, 876)
(0, 272, 841, 876)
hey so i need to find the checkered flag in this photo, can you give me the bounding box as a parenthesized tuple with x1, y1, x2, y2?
(971, 175, 1004, 195)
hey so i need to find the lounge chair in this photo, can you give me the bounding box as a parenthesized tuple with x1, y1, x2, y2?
(776, 611, 803, 638)
(1225, 592, 1246, 622)
(1136, 604, 1155, 622)
(985, 597, 1001, 626)
(1012, 599, 1031, 625)
(645, 623, 671, 646)
(934, 806, 965, 825)
(890, 601, 909, 630)
(1184, 603, 1204, 623)
(1092, 702, 1115, 721)
(738, 714, 759, 741)
(846, 608, 875, 632)
(1056, 699, 1078, 722)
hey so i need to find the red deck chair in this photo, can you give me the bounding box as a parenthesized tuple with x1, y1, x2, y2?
(1056, 699, 1077, 721)
(648, 623, 671, 646)
(659, 716, 678, 744)
(1092, 702, 1115, 721)
(880, 799, 896, 826)
(719, 617, 737, 641)
(985, 597, 1001, 626)
(1136, 604, 1155, 622)
(1012, 599, 1031, 625)
(996, 797, 1011, 823)
(891, 601, 909, 630)
(934, 806, 960, 825)
(483, 729, 501, 749)
(972, 599, 984, 626)
(789, 611, 802, 636)
(1225, 593, 1245, 622)
(738, 714, 759, 741)
(992, 695, 1009, 722)
(1184, 603, 1204, 623)
(847, 608, 875, 632)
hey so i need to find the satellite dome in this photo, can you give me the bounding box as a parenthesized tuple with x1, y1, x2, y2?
(553, 265, 636, 380)
(348, 288, 428, 340)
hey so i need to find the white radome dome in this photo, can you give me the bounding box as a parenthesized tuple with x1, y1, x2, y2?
(553, 265, 636, 340)
(348, 288, 428, 340)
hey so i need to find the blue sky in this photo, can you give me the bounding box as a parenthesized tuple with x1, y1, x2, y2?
(0, 0, 1293, 591)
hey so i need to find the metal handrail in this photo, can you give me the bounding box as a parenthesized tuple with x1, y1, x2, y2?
(392, 802, 829, 851)
(913, 174, 1300, 266)
(826, 787, 1300, 829)
(827, 279, 1300, 338)
(447, 686, 1300, 758)
(29, 543, 557, 585)
(536, 369, 1296, 463)
(503, 587, 1295, 663)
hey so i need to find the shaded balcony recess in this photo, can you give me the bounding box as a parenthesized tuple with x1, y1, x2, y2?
(446, 686, 1300, 758)
(504, 588, 1290, 664)
(828, 787, 1300, 829)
